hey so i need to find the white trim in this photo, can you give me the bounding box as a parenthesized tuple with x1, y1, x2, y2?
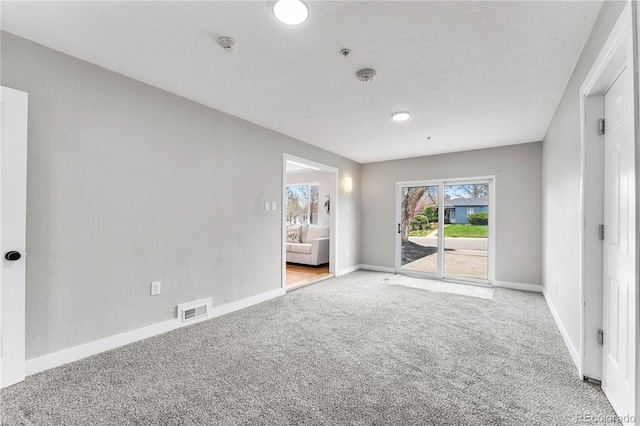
(579, 1, 634, 382)
(494, 280, 542, 293)
(359, 264, 396, 273)
(635, 0, 640, 417)
(579, 4, 637, 415)
(26, 318, 179, 376)
(25, 287, 285, 376)
(0, 86, 28, 389)
(210, 288, 284, 318)
(601, 385, 638, 426)
(284, 155, 338, 174)
(543, 289, 582, 377)
(361, 267, 539, 291)
(396, 175, 497, 188)
(488, 178, 497, 284)
(337, 264, 360, 276)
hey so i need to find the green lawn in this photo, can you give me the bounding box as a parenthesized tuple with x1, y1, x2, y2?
(409, 224, 487, 238)
(408, 224, 438, 237)
(443, 224, 487, 238)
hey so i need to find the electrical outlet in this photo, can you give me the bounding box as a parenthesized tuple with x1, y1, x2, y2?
(151, 281, 161, 296)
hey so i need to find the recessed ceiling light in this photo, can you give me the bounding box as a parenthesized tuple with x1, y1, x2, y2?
(273, 0, 309, 25)
(391, 112, 411, 122)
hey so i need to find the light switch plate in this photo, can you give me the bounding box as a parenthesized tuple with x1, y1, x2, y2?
(271, 201, 277, 211)
(151, 281, 161, 296)
(264, 202, 270, 211)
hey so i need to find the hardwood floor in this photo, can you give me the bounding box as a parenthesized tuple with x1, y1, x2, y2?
(286, 263, 333, 291)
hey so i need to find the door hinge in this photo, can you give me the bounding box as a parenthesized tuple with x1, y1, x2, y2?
(583, 376, 602, 385)
(598, 224, 605, 241)
(597, 329, 604, 346)
(598, 118, 605, 135)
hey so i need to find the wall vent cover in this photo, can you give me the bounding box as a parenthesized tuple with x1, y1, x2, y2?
(177, 297, 212, 323)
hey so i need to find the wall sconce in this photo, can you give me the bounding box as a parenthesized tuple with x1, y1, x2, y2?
(344, 176, 353, 194)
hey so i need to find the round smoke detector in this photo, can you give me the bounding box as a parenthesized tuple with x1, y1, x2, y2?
(356, 68, 376, 83)
(218, 37, 238, 53)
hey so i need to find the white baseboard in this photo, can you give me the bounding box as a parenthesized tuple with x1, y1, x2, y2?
(25, 287, 286, 377)
(358, 264, 395, 273)
(25, 318, 180, 376)
(494, 280, 543, 292)
(209, 288, 284, 318)
(542, 289, 582, 377)
(337, 264, 360, 276)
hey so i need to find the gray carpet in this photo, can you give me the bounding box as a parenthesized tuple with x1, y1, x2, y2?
(1, 270, 619, 425)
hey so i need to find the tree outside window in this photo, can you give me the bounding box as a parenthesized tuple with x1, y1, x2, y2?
(287, 184, 319, 225)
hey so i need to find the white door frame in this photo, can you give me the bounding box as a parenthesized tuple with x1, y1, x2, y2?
(579, 0, 637, 420)
(636, 1, 640, 418)
(282, 154, 338, 288)
(395, 175, 496, 286)
(0, 86, 28, 388)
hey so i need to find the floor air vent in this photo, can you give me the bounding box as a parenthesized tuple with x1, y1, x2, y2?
(177, 297, 212, 323)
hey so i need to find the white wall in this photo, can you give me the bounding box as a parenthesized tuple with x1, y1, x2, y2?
(286, 170, 332, 226)
(360, 142, 542, 286)
(0, 32, 361, 359)
(541, 1, 627, 362)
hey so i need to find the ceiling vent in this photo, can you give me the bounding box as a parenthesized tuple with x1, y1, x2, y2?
(356, 68, 376, 83)
(218, 37, 238, 53)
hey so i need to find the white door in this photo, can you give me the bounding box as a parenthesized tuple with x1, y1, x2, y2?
(0, 86, 28, 388)
(602, 66, 636, 419)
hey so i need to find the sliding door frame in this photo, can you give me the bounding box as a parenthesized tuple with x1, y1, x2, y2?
(395, 175, 496, 286)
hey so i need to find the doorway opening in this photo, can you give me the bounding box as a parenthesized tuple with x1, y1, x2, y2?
(282, 155, 338, 291)
(396, 177, 495, 285)
(285, 263, 332, 292)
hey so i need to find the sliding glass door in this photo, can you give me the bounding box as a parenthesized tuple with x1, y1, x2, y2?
(399, 185, 440, 275)
(443, 183, 489, 281)
(397, 178, 493, 285)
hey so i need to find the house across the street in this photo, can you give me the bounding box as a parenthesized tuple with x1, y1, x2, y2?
(446, 197, 488, 224)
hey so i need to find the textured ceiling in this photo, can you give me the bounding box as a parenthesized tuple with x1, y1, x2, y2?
(1, 1, 603, 163)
